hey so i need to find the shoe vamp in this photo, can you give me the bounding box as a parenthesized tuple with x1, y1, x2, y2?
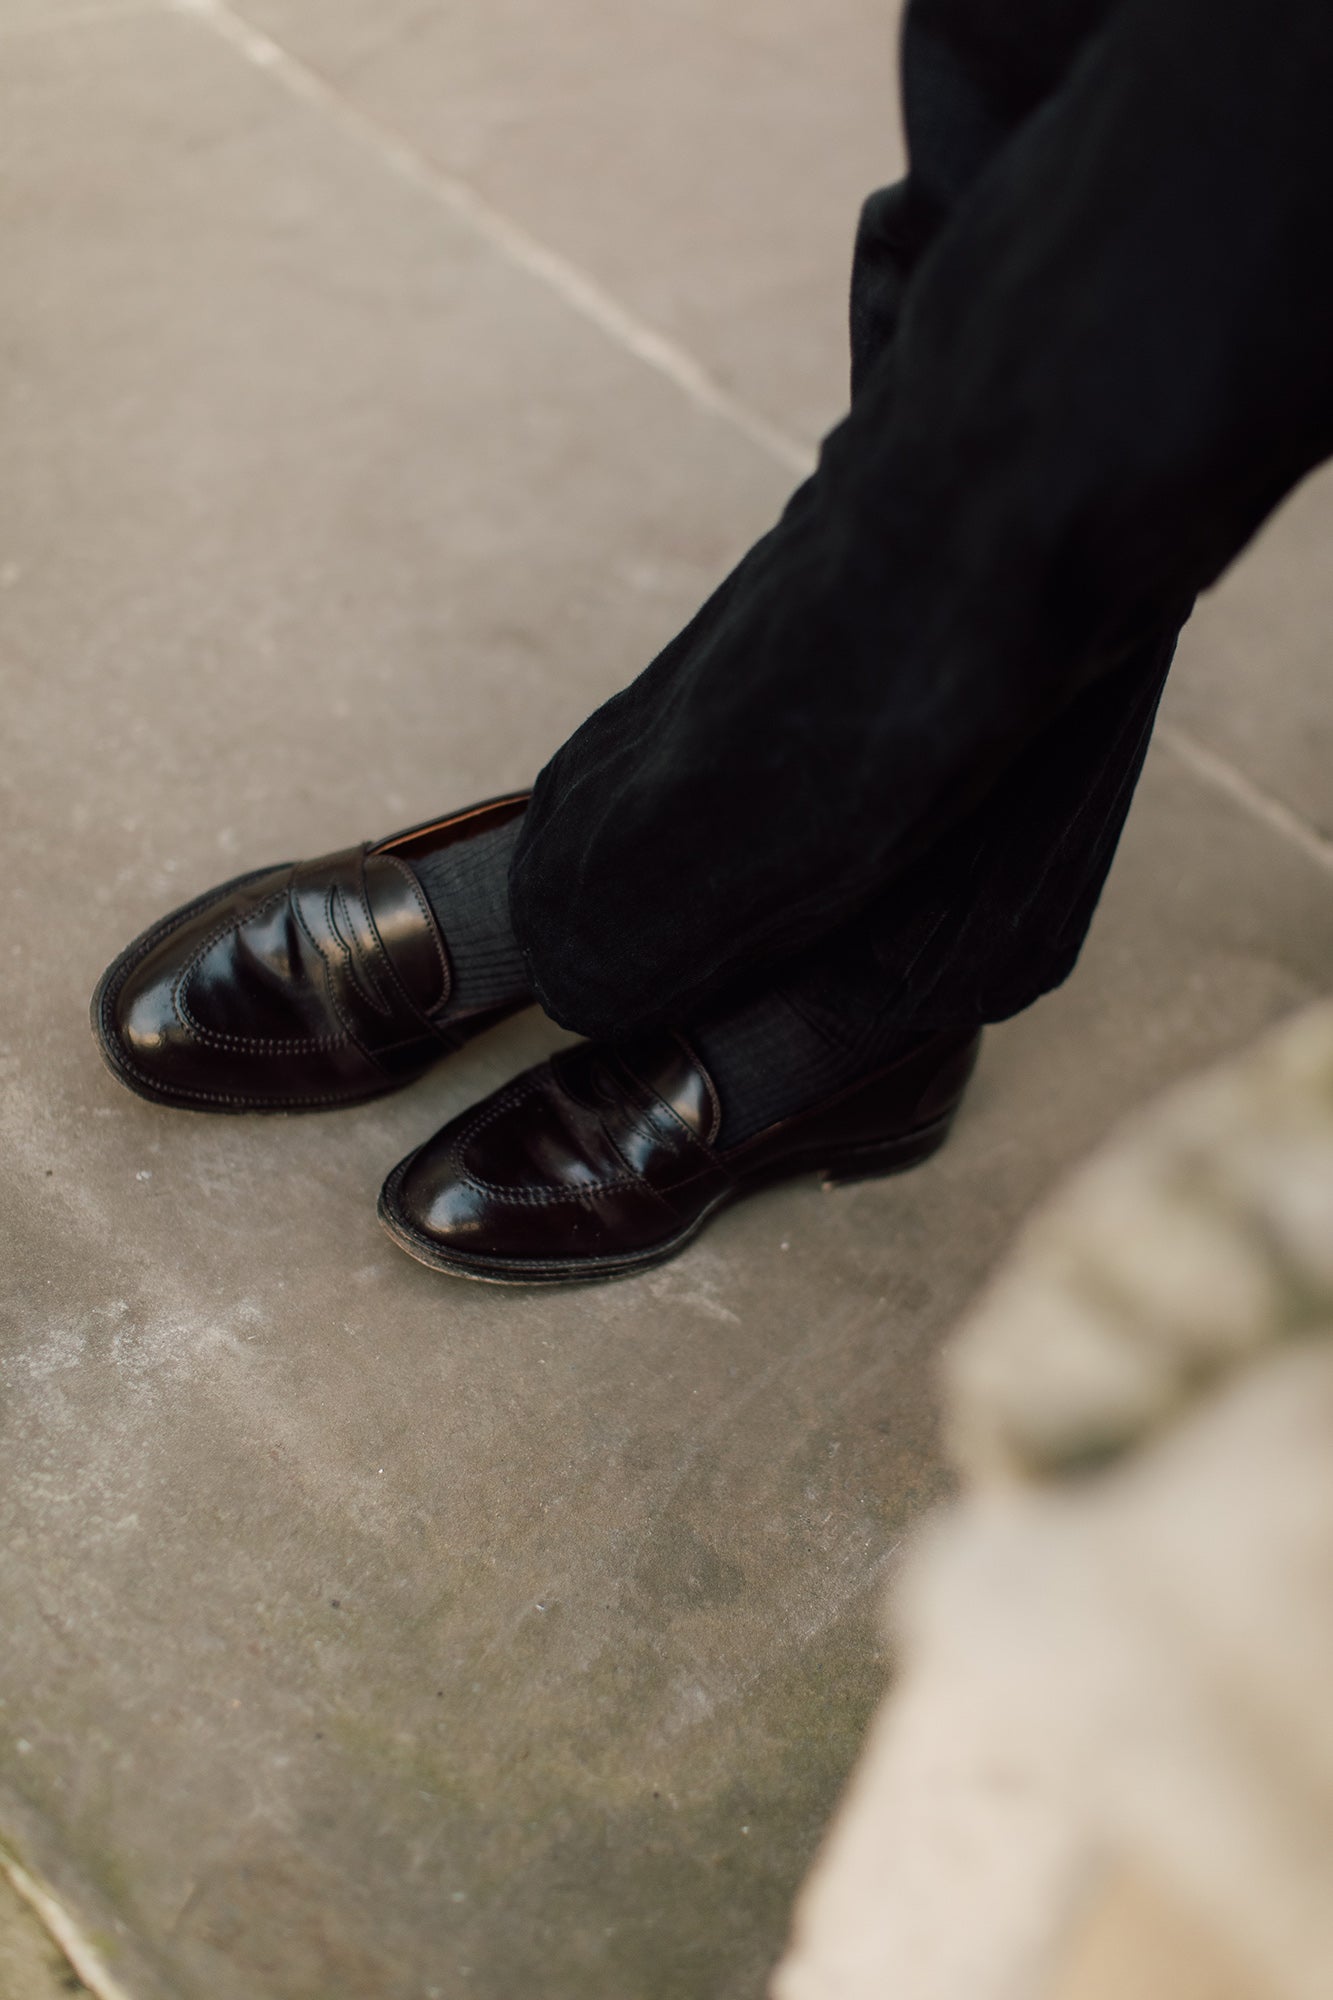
(182, 883, 345, 1046)
(403, 1080, 693, 1260)
(462, 1079, 643, 1198)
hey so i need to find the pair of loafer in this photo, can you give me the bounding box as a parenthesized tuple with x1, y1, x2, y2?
(92, 796, 981, 1286)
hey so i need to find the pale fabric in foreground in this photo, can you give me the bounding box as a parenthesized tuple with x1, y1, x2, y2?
(772, 1000, 1333, 2000)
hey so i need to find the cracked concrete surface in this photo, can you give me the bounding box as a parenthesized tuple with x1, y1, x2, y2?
(1, 3, 1331, 1996)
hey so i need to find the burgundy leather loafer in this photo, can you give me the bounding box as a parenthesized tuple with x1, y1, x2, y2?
(91, 793, 528, 1112)
(377, 1025, 982, 1284)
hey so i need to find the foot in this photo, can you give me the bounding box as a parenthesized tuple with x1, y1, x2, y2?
(376, 1025, 982, 1285)
(91, 793, 529, 1112)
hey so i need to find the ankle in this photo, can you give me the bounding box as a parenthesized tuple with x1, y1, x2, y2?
(409, 812, 529, 1017)
(690, 986, 921, 1151)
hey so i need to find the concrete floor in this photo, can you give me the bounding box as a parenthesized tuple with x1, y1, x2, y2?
(0, 1868, 90, 2000)
(1, 4, 1330, 1997)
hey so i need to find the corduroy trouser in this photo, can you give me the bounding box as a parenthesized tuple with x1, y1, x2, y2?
(510, 0, 1333, 1041)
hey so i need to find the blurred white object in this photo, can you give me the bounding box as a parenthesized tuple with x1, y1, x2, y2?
(773, 1001, 1333, 2000)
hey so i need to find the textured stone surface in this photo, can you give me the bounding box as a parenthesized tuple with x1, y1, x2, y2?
(1, 5, 1331, 2000)
(233, 0, 900, 448)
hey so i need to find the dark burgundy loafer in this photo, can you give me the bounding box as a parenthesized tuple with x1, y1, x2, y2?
(377, 1025, 982, 1285)
(91, 793, 528, 1112)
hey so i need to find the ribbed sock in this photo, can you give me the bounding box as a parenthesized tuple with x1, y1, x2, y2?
(409, 814, 529, 1016)
(689, 978, 923, 1151)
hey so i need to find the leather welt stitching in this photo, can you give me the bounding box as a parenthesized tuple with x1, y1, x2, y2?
(618, 1065, 717, 1163)
(597, 1110, 662, 1193)
(293, 889, 375, 1055)
(174, 884, 349, 1053)
(598, 1119, 681, 1216)
(617, 1095, 720, 1210)
(376, 855, 451, 1013)
(596, 1077, 711, 1205)
(108, 864, 279, 988)
(450, 1075, 647, 1202)
(670, 1031, 722, 1145)
(330, 881, 394, 1019)
(111, 1060, 396, 1109)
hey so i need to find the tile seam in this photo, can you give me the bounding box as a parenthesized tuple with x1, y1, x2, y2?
(1156, 723, 1333, 879)
(1, 1851, 140, 2000)
(160, 0, 1330, 883)
(170, 0, 815, 478)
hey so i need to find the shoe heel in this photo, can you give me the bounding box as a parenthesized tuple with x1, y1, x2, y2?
(820, 1112, 955, 1190)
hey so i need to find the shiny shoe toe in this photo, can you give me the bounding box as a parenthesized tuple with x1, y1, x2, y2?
(378, 1025, 982, 1285)
(91, 793, 527, 1112)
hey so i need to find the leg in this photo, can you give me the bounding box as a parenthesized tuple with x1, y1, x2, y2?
(96, 0, 1066, 1121)
(371, 0, 1333, 1279)
(511, 0, 1333, 1040)
(688, 625, 1173, 1146)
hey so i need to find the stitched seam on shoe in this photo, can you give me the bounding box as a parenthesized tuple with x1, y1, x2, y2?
(613, 1061, 719, 1171)
(325, 870, 454, 1051)
(174, 885, 351, 1053)
(652, 1156, 727, 1199)
(670, 1030, 722, 1147)
(598, 1115, 651, 1188)
(341, 853, 453, 1031)
(452, 1075, 646, 1203)
(449, 1055, 713, 1208)
(293, 889, 381, 1060)
(381, 1158, 727, 1274)
(593, 1112, 683, 1216)
(98, 864, 283, 1004)
(101, 1034, 409, 1109)
(331, 880, 395, 1019)
(615, 1120, 726, 1209)
(375, 853, 452, 1014)
(596, 1068, 718, 1211)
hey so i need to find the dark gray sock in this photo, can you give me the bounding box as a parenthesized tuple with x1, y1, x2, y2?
(409, 815, 529, 1016)
(689, 978, 921, 1151)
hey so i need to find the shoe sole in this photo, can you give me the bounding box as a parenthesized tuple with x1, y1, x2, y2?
(89, 863, 419, 1115)
(375, 1109, 957, 1287)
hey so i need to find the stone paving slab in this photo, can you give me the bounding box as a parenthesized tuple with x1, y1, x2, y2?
(5, 735, 1330, 2000)
(1163, 461, 1333, 842)
(234, 0, 901, 448)
(236, 0, 1333, 840)
(2, 7, 1332, 2000)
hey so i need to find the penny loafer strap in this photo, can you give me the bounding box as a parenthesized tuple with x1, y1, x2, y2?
(548, 1034, 729, 1203)
(288, 846, 449, 1063)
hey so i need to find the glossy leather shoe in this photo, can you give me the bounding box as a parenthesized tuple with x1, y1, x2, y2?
(91, 793, 528, 1112)
(378, 1025, 982, 1285)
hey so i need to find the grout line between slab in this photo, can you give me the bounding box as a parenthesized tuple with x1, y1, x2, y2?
(1, 1850, 138, 2000)
(158, 0, 1333, 888)
(1157, 723, 1333, 879)
(171, 0, 816, 479)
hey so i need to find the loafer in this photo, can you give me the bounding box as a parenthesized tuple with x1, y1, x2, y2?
(377, 1024, 982, 1285)
(91, 793, 528, 1112)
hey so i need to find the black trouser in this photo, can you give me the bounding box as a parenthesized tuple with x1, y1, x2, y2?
(510, 0, 1333, 1043)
